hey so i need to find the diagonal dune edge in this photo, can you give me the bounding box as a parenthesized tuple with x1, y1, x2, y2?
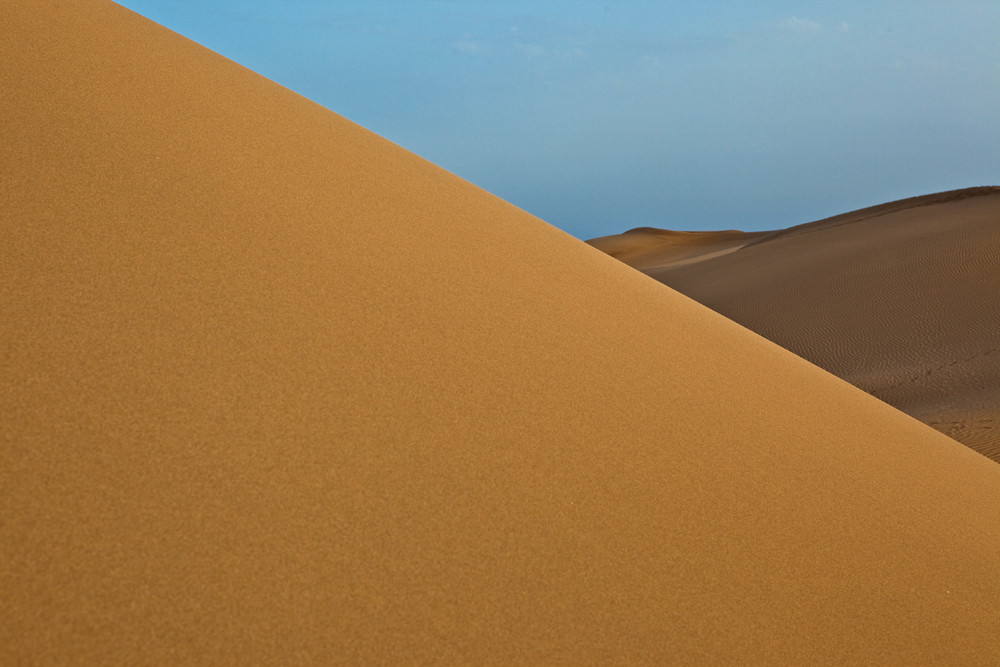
(2, 1, 1000, 663)
(591, 188, 1000, 463)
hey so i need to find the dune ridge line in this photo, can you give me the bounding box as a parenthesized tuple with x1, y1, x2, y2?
(3, 1, 1000, 663)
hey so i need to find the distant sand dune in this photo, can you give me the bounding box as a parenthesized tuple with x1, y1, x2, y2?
(592, 187, 1000, 462)
(4, 1, 1000, 663)
(587, 228, 768, 270)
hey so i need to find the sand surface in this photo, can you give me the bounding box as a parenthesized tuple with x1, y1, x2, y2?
(592, 188, 1000, 462)
(3, 1, 1000, 663)
(588, 227, 769, 270)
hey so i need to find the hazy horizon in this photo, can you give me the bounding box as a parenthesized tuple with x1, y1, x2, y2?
(114, 0, 999, 239)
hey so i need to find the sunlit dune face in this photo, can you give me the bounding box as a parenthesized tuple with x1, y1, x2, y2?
(3, 2, 1000, 664)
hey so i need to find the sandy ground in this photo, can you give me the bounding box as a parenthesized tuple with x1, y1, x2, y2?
(592, 188, 1000, 462)
(588, 227, 770, 270)
(4, 1, 1000, 663)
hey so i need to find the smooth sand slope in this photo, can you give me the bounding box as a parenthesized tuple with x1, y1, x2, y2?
(588, 227, 770, 270)
(592, 188, 1000, 462)
(3, 2, 1000, 663)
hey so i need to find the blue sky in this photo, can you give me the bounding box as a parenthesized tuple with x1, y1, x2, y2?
(116, 0, 999, 239)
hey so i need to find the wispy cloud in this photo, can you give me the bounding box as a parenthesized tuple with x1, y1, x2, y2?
(778, 16, 823, 34)
(452, 37, 487, 55)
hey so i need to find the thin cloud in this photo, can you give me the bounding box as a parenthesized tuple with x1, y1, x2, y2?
(778, 16, 823, 33)
(452, 37, 487, 55)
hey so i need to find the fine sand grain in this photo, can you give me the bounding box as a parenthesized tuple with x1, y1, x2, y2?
(4, 1, 1000, 663)
(593, 188, 1000, 462)
(587, 228, 768, 270)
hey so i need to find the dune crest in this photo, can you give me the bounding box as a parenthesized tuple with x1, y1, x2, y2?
(4, 1, 1000, 663)
(593, 187, 1000, 462)
(587, 227, 768, 270)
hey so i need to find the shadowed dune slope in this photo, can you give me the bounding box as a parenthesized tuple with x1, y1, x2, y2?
(597, 188, 1000, 462)
(3, 2, 1000, 663)
(588, 227, 768, 270)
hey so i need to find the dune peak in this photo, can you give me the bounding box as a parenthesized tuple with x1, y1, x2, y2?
(3, 2, 1000, 663)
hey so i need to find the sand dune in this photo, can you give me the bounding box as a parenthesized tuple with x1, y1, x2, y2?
(3, 1, 1000, 663)
(587, 228, 768, 270)
(592, 188, 1000, 462)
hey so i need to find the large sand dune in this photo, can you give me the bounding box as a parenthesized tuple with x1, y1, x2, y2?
(591, 188, 1000, 462)
(3, 1, 1000, 663)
